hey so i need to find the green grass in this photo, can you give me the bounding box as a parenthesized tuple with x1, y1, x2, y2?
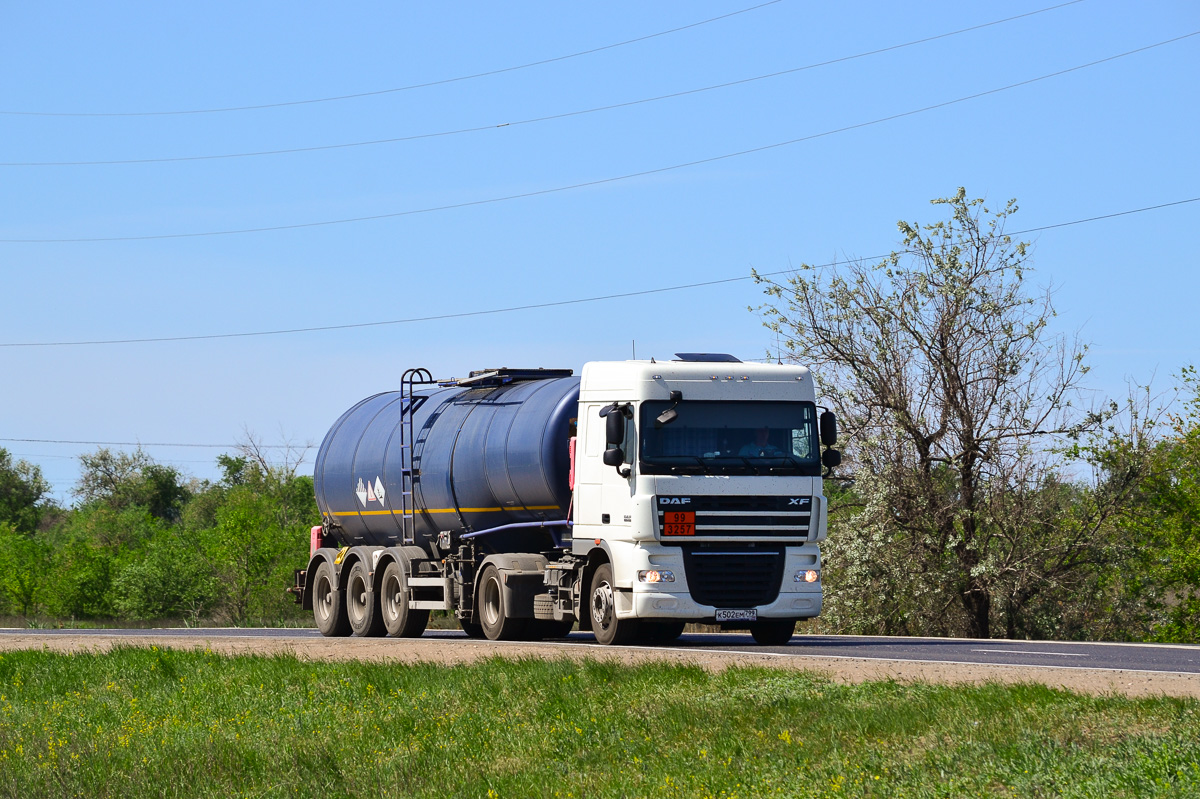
(0, 648, 1197, 798)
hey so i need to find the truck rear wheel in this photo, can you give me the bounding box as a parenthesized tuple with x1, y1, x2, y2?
(380, 560, 429, 638)
(590, 563, 638, 645)
(312, 560, 350, 637)
(459, 618, 485, 638)
(347, 560, 385, 637)
(750, 619, 795, 646)
(478, 565, 528, 641)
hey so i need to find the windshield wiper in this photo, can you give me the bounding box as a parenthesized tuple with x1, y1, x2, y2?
(702, 454, 768, 473)
(647, 455, 712, 474)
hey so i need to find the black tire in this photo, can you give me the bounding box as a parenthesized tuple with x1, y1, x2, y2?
(380, 560, 429, 638)
(477, 565, 528, 641)
(523, 619, 574, 640)
(312, 560, 350, 637)
(590, 563, 639, 645)
(459, 617, 486, 639)
(346, 560, 385, 637)
(750, 619, 795, 646)
(640, 621, 686, 643)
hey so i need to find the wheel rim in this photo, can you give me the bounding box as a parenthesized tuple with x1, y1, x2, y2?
(481, 574, 501, 627)
(348, 572, 367, 625)
(591, 580, 614, 631)
(382, 572, 402, 623)
(315, 574, 333, 623)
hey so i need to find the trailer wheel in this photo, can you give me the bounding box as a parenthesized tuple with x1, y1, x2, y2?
(589, 563, 638, 645)
(346, 561, 385, 637)
(380, 560, 429, 638)
(312, 560, 350, 637)
(477, 565, 528, 641)
(750, 619, 795, 646)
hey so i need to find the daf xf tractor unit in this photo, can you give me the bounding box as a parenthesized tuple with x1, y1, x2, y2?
(292, 353, 840, 646)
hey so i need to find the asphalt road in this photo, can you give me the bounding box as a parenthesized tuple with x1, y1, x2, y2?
(6, 628, 1198, 675)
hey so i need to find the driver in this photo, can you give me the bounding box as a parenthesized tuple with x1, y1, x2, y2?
(739, 426, 785, 457)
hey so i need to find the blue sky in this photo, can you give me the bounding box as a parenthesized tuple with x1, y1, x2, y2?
(1, 0, 1197, 501)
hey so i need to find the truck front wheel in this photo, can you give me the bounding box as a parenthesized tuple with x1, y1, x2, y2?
(380, 560, 429, 638)
(478, 565, 528, 641)
(590, 563, 639, 645)
(640, 621, 686, 643)
(312, 560, 350, 637)
(750, 619, 795, 646)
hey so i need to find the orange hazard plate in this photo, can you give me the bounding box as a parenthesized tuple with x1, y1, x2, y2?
(662, 511, 695, 536)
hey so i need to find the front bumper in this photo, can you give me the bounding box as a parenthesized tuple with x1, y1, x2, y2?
(629, 588, 822, 621)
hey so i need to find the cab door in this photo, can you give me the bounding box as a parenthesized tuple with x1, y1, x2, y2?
(575, 402, 635, 536)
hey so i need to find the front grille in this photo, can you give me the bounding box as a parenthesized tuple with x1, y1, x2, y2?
(681, 544, 785, 608)
(657, 495, 812, 542)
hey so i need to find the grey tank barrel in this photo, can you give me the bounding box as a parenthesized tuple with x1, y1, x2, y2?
(313, 371, 580, 555)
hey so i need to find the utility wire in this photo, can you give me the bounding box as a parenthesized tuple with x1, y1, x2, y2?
(2, 196, 1195, 349)
(0, 1, 784, 117)
(7, 451, 250, 464)
(1, 0, 1088, 167)
(3, 30, 1193, 245)
(0, 438, 274, 448)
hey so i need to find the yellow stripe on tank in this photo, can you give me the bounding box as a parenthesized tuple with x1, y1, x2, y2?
(330, 505, 560, 517)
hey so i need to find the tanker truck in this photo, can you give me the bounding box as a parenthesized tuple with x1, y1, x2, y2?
(291, 353, 841, 646)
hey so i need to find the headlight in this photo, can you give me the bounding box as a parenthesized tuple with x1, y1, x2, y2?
(794, 569, 819, 583)
(638, 569, 675, 583)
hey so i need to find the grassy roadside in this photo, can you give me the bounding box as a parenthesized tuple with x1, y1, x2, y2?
(0, 647, 1197, 798)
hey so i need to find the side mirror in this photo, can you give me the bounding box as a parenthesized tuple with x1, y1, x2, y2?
(606, 410, 625, 446)
(603, 448, 624, 467)
(819, 410, 838, 447)
(822, 448, 842, 469)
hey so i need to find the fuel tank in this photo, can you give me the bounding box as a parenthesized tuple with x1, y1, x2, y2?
(313, 371, 580, 554)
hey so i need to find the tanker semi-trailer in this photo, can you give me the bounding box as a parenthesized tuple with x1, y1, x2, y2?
(291, 354, 841, 646)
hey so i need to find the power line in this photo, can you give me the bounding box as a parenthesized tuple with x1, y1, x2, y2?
(2, 195, 1195, 349)
(7, 451, 247, 465)
(1, 1, 1089, 168)
(3, 30, 1193, 245)
(0, 1, 784, 118)
(0, 438, 297, 448)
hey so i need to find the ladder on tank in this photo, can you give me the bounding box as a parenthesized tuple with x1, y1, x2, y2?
(398, 368, 435, 545)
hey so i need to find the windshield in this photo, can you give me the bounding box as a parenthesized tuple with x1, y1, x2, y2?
(639, 400, 821, 476)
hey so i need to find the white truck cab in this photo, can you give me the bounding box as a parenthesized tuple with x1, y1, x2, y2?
(570, 354, 834, 645)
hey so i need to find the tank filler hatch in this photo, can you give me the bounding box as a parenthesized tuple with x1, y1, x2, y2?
(438, 367, 573, 388)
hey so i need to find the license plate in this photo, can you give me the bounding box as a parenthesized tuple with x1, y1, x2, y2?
(662, 511, 695, 536)
(715, 608, 757, 622)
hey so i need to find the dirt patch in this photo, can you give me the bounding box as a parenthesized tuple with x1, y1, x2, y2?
(1, 632, 1197, 700)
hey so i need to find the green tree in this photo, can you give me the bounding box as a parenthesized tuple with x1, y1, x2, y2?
(111, 527, 218, 623)
(755, 189, 1140, 639)
(0, 523, 50, 617)
(43, 538, 114, 619)
(1121, 367, 1200, 642)
(196, 443, 314, 623)
(75, 448, 190, 521)
(0, 448, 51, 534)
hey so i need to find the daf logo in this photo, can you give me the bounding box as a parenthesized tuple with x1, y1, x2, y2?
(659, 497, 691, 505)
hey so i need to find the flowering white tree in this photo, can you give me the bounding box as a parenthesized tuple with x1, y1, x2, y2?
(755, 189, 1136, 638)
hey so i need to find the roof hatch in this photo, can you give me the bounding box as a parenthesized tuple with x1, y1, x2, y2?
(673, 353, 742, 363)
